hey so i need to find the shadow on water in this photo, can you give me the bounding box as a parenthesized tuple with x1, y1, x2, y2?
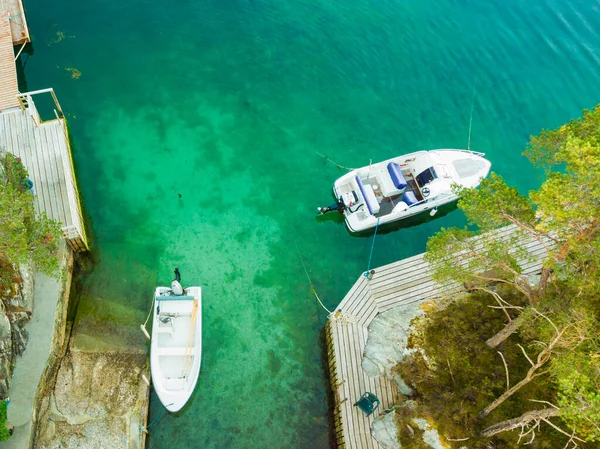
(315, 200, 459, 238)
(14, 43, 34, 93)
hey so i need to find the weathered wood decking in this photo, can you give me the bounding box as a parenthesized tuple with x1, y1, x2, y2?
(327, 225, 549, 449)
(0, 0, 29, 45)
(0, 106, 88, 251)
(0, 12, 19, 112)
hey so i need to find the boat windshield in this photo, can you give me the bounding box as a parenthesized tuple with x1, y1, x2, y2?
(415, 167, 437, 187)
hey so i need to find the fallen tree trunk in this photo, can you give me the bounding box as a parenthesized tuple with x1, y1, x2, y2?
(481, 408, 560, 437)
(485, 313, 526, 348)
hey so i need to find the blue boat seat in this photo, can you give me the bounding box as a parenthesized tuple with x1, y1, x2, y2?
(387, 162, 407, 190)
(356, 176, 380, 215)
(402, 190, 418, 206)
(156, 295, 195, 301)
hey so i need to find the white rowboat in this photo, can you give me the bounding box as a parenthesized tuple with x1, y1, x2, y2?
(150, 285, 202, 412)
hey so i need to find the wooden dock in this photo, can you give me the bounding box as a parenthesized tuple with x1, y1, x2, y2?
(326, 225, 548, 449)
(0, 11, 19, 111)
(0, 0, 29, 45)
(0, 91, 89, 251)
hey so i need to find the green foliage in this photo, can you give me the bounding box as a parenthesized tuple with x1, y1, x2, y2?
(454, 172, 536, 231)
(424, 225, 532, 295)
(394, 291, 562, 448)
(403, 105, 600, 446)
(0, 401, 9, 441)
(525, 104, 600, 172)
(550, 336, 600, 442)
(0, 152, 62, 282)
(2, 153, 30, 193)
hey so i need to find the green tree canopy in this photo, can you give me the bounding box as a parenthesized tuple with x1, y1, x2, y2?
(0, 152, 62, 283)
(401, 106, 600, 447)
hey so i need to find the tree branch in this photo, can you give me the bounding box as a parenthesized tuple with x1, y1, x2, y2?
(481, 408, 560, 437)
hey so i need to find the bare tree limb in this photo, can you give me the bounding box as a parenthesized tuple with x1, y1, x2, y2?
(497, 351, 510, 391)
(481, 323, 569, 417)
(481, 408, 560, 437)
(541, 418, 586, 443)
(485, 313, 526, 348)
(517, 343, 535, 367)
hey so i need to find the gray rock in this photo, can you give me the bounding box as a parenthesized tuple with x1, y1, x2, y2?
(362, 302, 424, 394)
(371, 410, 400, 449)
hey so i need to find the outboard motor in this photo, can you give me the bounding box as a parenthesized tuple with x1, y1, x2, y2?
(318, 191, 359, 215)
(318, 198, 345, 215)
(171, 267, 183, 296)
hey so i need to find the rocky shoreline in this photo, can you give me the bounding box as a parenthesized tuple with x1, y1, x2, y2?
(1, 249, 150, 449)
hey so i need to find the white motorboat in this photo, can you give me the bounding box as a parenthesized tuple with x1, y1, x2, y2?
(150, 272, 202, 412)
(319, 149, 491, 232)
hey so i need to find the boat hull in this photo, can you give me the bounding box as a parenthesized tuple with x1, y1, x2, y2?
(150, 286, 202, 412)
(330, 149, 491, 233)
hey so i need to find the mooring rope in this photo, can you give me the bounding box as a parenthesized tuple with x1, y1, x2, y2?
(293, 241, 355, 324)
(143, 296, 155, 328)
(364, 218, 380, 281)
(140, 402, 174, 434)
(294, 241, 333, 315)
(315, 151, 354, 172)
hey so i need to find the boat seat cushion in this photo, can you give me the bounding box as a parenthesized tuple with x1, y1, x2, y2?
(387, 163, 407, 190)
(156, 295, 195, 301)
(355, 177, 380, 215)
(402, 190, 418, 206)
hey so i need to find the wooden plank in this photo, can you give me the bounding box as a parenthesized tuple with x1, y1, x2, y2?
(0, 12, 19, 111)
(345, 280, 371, 313)
(0, 109, 86, 250)
(0, 0, 30, 45)
(332, 320, 355, 444)
(328, 225, 551, 449)
(46, 122, 72, 226)
(338, 275, 370, 312)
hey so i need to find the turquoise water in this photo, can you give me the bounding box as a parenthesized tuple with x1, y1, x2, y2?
(22, 0, 600, 447)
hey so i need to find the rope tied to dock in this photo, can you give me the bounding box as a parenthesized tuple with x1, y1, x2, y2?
(294, 241, 355, 324)
(139, 402, 174, 434)
(363, 218, 380, 280)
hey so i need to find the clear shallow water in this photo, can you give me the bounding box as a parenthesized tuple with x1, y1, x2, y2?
(21, 0, 600, 447)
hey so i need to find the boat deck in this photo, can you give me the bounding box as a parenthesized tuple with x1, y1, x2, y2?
(327, 225, 550, 448)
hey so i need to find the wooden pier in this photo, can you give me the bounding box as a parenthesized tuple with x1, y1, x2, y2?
(0, 11, 19, 111)
(0, 90, 89, 251)
(326, 225, 548, 449)
(0, 0, 87, 251)
(0, 0, 29, 45)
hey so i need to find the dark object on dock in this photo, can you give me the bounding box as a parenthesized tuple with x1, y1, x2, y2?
(173, 268, 181, 282)
(354, 392, 380, 416)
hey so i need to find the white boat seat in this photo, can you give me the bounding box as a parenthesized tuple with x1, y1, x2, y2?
(165, 378, 185, 391)
(156, 347, 196, 356)
(355, 176, 380, 215)
(157, 325, 174, 334)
